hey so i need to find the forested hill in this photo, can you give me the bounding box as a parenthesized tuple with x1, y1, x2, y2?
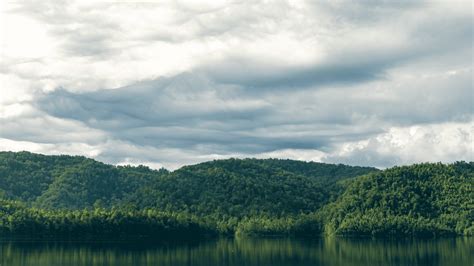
(0, 151, 472, 237)
(0, 151, 168, 209)
(323, 162, 474, 236)
(0, 151, 376, 213)
(128, 158, 378, 217)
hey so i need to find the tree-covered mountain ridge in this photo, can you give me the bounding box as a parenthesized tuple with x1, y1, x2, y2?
(0, 151, 377, 211)
(0, 151, 472, 237)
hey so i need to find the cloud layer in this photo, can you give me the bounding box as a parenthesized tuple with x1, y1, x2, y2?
(1, 0, 472, 169)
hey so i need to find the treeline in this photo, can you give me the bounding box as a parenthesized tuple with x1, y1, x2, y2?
(0, 199, 324, 239)
(0, 199, 215, 239)
(0, 151, 472, 238)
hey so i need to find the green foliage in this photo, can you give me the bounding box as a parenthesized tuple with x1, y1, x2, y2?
(35, 161, 165, 209)
(130, 158, 376, 217)
(0, 198, 215, 239)
(324, 162, 474, 236)
(0, 151, 89, 202)
(0, 151, 167, 209)
(0, 152, 472, 238)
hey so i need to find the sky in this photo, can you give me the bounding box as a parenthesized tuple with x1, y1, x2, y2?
(0, 0, 472, 170)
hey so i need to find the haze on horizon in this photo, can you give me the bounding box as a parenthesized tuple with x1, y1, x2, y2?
(0, 0, 472, 170)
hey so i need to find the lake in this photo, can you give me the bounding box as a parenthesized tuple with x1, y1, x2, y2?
(0, 237, 472, 266)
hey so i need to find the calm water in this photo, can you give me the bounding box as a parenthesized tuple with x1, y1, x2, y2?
(0, 237, 472, 266)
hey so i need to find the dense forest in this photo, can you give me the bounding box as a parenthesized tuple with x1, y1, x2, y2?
(0, 151, 472, 239)
(323, 162, 474, 237)
(0, 199, 215, 239)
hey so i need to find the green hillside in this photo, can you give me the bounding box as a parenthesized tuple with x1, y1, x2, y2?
(129, 158, 377, 217)
(0, 151, 472, 238)
(0, 151, 90, 202)
(0, 151, 167, 209)
(0, 152, 375, 214)
(324, 162, 474, 236)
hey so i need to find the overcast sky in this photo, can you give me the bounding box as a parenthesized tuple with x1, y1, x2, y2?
(0, 0, 472, 169)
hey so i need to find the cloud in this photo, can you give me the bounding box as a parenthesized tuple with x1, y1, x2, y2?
(325, 121, 474, 168)
(0, 138, 103, 159)
(0, 0, 472, 169)
(199, 1, 472, 90)
(200, 57, 383, 90)
(10, 1, 122, 58)
(30, 66, 472, 169)
(0, 102, 107, 145)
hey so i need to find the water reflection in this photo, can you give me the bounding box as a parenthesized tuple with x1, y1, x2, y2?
(0, 237, 472, 266)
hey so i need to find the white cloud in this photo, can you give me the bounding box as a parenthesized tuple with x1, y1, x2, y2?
(326, 121, 474, 168)
(0, 138, 102, 158)
(0, 0, 472, 169)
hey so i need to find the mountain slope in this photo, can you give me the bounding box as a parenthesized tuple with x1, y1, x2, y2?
(0, 152, 376, 214)
(0, 151, 166, 209)
(0, 152, 472, 237)
(0, 151, 91, 202)
(130, 158, 378, 217)
(324, 162, 474, 236)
